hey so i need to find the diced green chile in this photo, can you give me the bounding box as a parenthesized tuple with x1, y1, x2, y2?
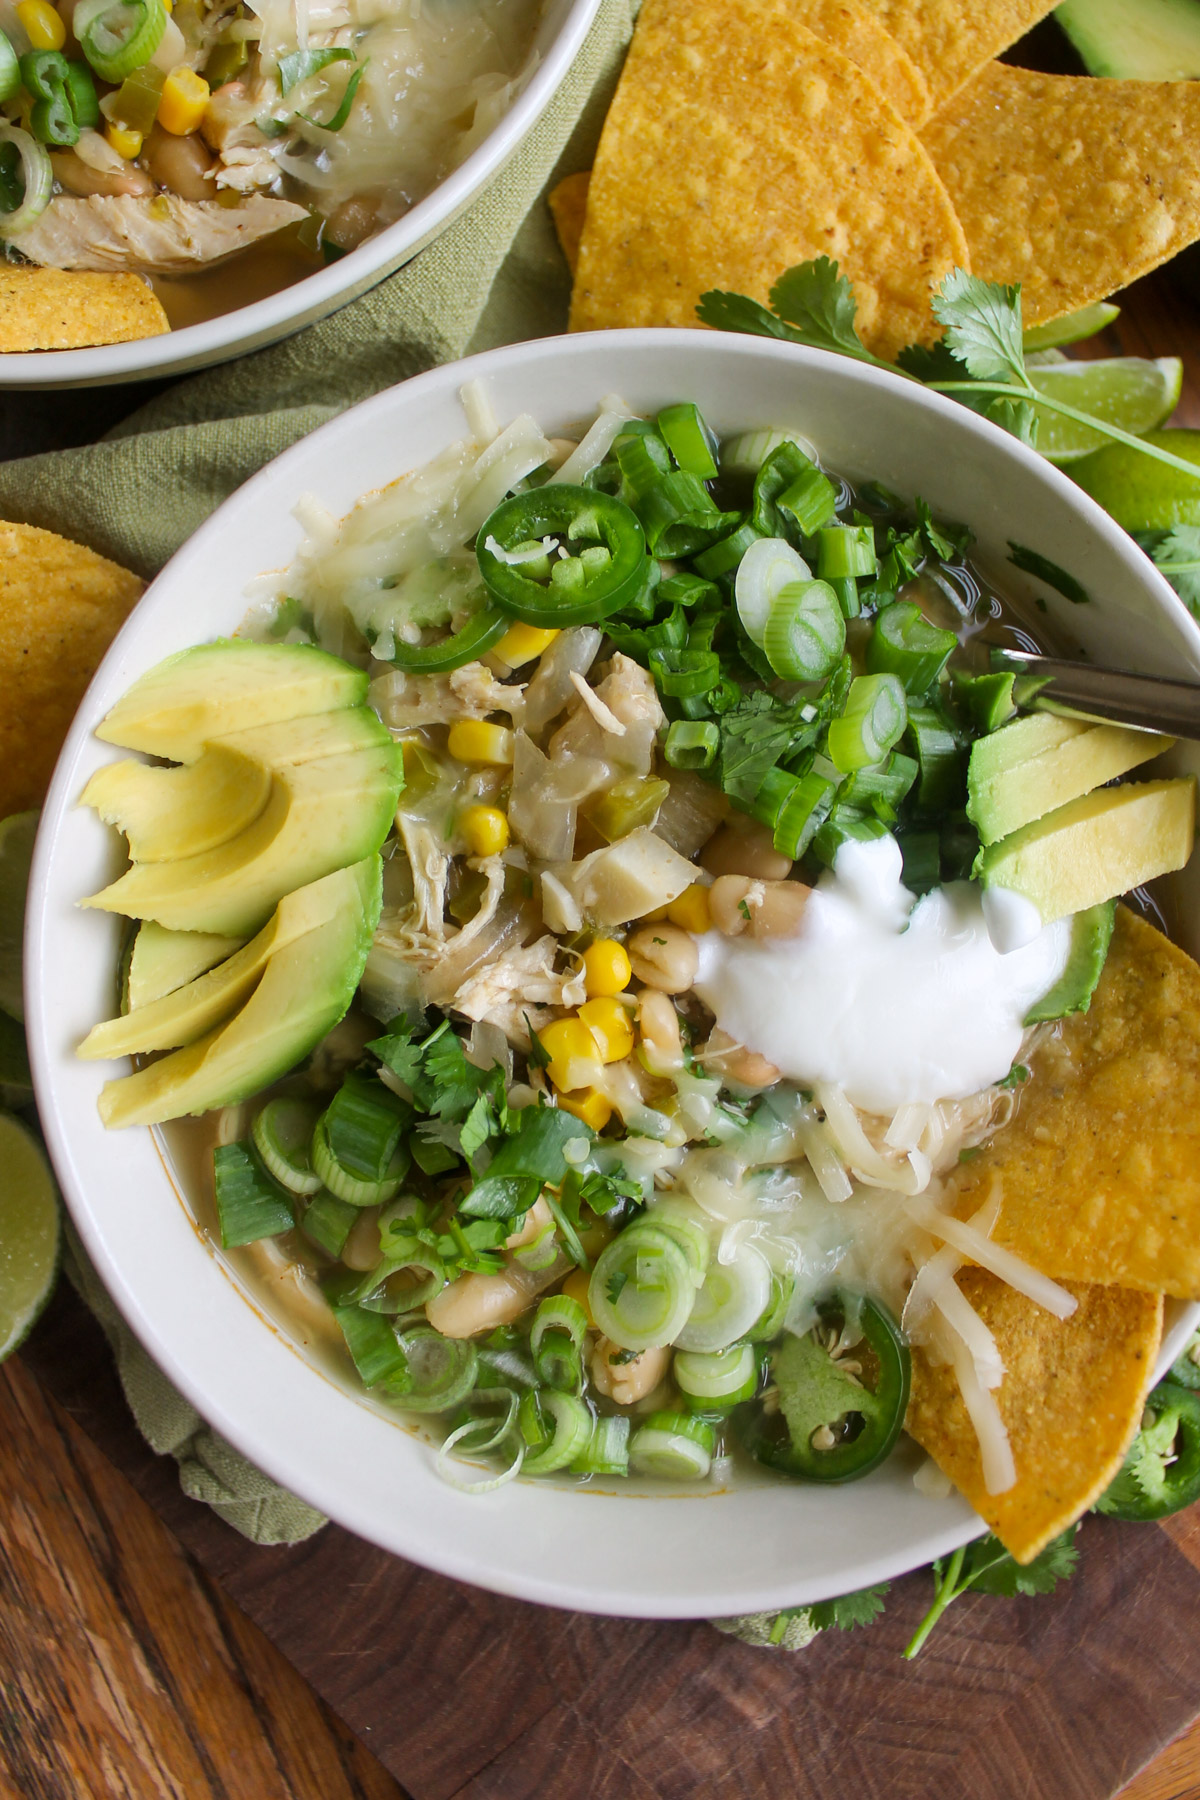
(388, 603, 509, 674)
(1095, 1380, 1200, 1521)
(740, 1293, 910, 1483)
(476, 484, 648, 625)
(20, 52, 87, 146)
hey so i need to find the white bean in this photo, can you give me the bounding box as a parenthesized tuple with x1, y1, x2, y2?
(626, 924, 698, 994)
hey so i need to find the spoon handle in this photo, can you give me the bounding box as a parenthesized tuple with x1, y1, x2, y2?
(991, 650, 1200, 742)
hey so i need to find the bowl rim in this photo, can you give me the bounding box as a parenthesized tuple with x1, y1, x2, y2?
(0, 0, 601, 391)
(26, 327, 1200, 1616)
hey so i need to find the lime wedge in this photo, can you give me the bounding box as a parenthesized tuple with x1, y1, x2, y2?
(0, 812, 38, 1023)
(1071, 428, 1200, 532)
(1028, 358, 1183, 464)
(0, 1113, 61, 1360)
(1023, 303, 1120, 353)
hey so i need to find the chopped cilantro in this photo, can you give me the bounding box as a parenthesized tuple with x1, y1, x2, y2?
(997, 1063, 1030, 1090)
(904, 1527, 1079, 1658)
(808, 1581, 891, 1632)
(1007, 542, 1090, 606)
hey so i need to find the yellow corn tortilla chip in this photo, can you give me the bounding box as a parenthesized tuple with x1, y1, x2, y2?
(906, 1270, 1162, 1564)
(0, 522, 143, 816)
(549, 172, 591, 278)
(860, 0, 1059, 117)
(570, 0, 968, 359)
(950, 907, 1200, 1299)
(922, 62, 1200, 326)
(799, 0, 930, 124)
(0, 267, 169, 353)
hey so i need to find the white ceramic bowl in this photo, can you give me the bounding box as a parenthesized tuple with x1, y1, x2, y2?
(27, 331, 1200, 1617)
(0, 0, 599, 392)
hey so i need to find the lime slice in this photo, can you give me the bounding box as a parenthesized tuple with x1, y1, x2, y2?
(1023, 303, 1120, 353)
(0, 812, 39, 1023)
(1071, 428, 1200, 532)
(1028, 358, 1183, 464)
(0, 1113, 61, 1360)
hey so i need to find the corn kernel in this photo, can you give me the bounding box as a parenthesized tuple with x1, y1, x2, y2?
(559, 1088, 613, 1132)
(561, 1266, 595, 1326)
(538, 1016, 601, 1093)
(578, 997, 635, 1064)
(105, 120, 143, 160)
(667, 882, 712, 934)
(458, 803, 510, 858)
(17, 0, 65, 48)
(157, 66, 210, 135)
(582, 937, 631, 999)
(495, 621, 559, 668)
(447, 720, 515, 766)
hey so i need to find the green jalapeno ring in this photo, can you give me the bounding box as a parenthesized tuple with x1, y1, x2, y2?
(739, 1291, 911, 1484)
(387, 603, 509, 675)
(19, 50, 80, 147)
(1095, 1379, 1200, 1522)
(475, 483, 648, 627)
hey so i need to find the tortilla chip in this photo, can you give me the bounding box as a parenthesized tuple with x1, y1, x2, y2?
(950, 908, 1200, 1299)
(0, 522, 143, 816)
(799, 0, 930, 124)
(549, 172, 591, 278)
(907, 1270, 1162, 1563)
(569, 0, 968, 359)
(0, 267, 169, 353)
(922, 62, 1200, 326)
(861, 0, 1059, 117)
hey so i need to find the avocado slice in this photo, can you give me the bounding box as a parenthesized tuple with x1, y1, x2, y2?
(97, 857, 383, 1128)
(968, 716, 1175, 846)
(1057, 0, 1200, 78)
(123, 923, 246, 1013)
(81, 707, 393, 865)
(80, 871, 353, 1059)
(96, 641, 368, 763)
(1024, 901, 1116, 1024)
(83, 737, 403, 936)
(975, 777, 1196, 922)
(83, 746, 271, 864)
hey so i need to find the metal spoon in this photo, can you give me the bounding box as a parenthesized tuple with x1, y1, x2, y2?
(990, 649, 1200, 742)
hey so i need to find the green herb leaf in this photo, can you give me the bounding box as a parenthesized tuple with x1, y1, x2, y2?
(768, 257, 873, 361)
(932, 270, 1026, 387)
(277, 45, 354, 93)
(1007, 541, 1090, 605)
(458, 1093, 496, 1167)
(696, 288, 808, 343)
(298, 58, 366, 132)
(368, 1019, 425, 1091)
(808, 1582, 891, 1632)
(965, 1527, 1079, 1598)
(1148, 525, 1200, 614)
(986, 395, 1040, 448)
(996, 1063, 1029, 1090)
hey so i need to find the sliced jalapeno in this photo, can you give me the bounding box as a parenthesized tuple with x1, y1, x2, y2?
(739, 1291, 910, 1483)
(387, 603, 509, 674)
(20, 51, 80, 147)
(1095, 1380, 1200, 1522)
(476, 483, 648, 627)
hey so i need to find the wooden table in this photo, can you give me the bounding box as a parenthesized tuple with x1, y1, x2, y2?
(7, 260, 1200, 1800)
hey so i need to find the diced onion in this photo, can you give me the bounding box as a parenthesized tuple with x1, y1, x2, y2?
(0, 124, 53, 238)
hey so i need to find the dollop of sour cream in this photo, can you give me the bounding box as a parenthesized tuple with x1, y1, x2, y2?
(692, 836, 1072, 1115)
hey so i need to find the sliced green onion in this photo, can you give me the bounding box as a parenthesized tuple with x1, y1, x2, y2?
(839, 750, 919, 813)
(588, 1225, 695, 1352)
(570, 1413, 630, 1477)
(520, 1390, 593, 1474)
(252, 1097, 321, 1196)
(721, 427, 817, 477)
(866, 601, 957, 695)
(64, 62, 100, 129)
(300, 1189, 358, 1257)
(747, 1271, 794, 1342)
(642, 1202, 710, 1283)
(0, 31, 18, 103)
(674, 1244, 772, 1353)
(389, 604, 509, 674)
(312, 1119, 407, 1207)
(750, 764, 802, 833)
(826, 574, 861, 621)
(333, 1304, 409, 1390)
(657, 402, 718, 479)
(531, 1293, 587, 1392)
(897, 828, 941, 895)
(778, 466, 838, 536)
(76, 0, 167, 83)
(812, 809, 891, 867)
(818, 524, 877, 581)
(391, 1325, 477, 1411)
(628, 1410, 715, 1479)
(613, 428, 670, 499)
(827, 673, 908, 773)
(410, 1135, 459, 1176)
(213, 1142, 294, 1247)
(278, 44, 354, 93)
(322, 1072, 410, 1181)
(733, 536, 810, 647)
(772, 767, 839, 859)
(693, 521, 762, 583)
(761, 579, 845, 681)
(436, 1387, 523, 1492)
(0, 124, 53, 236)
(299, 58, 366, 131)
(513, 1218, 558, 1271)
(648, 646, 719, 698)
(953, 669, 1016, 734)
(347, 1233, 446, 1313)
(664, 720, 719, 770)
(675, 1342, 758, 1405)
(905, 706, 963, 811)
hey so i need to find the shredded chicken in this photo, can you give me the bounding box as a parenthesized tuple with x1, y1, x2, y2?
(212, 146, 281, 194)
(397, 815, 451, 944)
(368, 661, 524, 732)
(451, 935, 587, 1045)
(11, 194, 307, 272)
(549, 652, 664, 777)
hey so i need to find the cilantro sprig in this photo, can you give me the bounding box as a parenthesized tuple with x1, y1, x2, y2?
(903, 1526, 1079, 1660)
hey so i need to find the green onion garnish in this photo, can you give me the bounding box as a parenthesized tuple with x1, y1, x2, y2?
(299, 1190, 359, 1258)
(323, 1071, 411, 1181)
(570, 1413, 631, 1477)
(520, 1390, 593, 1474)
(75, 0, 168, 84)
(628, 1411, 715, 1480)
(531, 1293, 588, 1392)
(771, 767, 840, 859)
(332, 1304, 411, 1391)
(761, 578, 846, 681)
(817, 524, 877, 581)
(777, 465, 838, 536)
(905, 707, 963, 811)
(674, 1343, 759, 1407)
(0, 31, 19, 104)
(213, 1142, 295, 1248)
(656, 402, 719, 480)
(827, 673, 908, 772)
(252, 1097, 322, 1196)
(866, 600, 957, 695)
(588, 1224, 696, 1353)
(664, 720, 719, 770)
